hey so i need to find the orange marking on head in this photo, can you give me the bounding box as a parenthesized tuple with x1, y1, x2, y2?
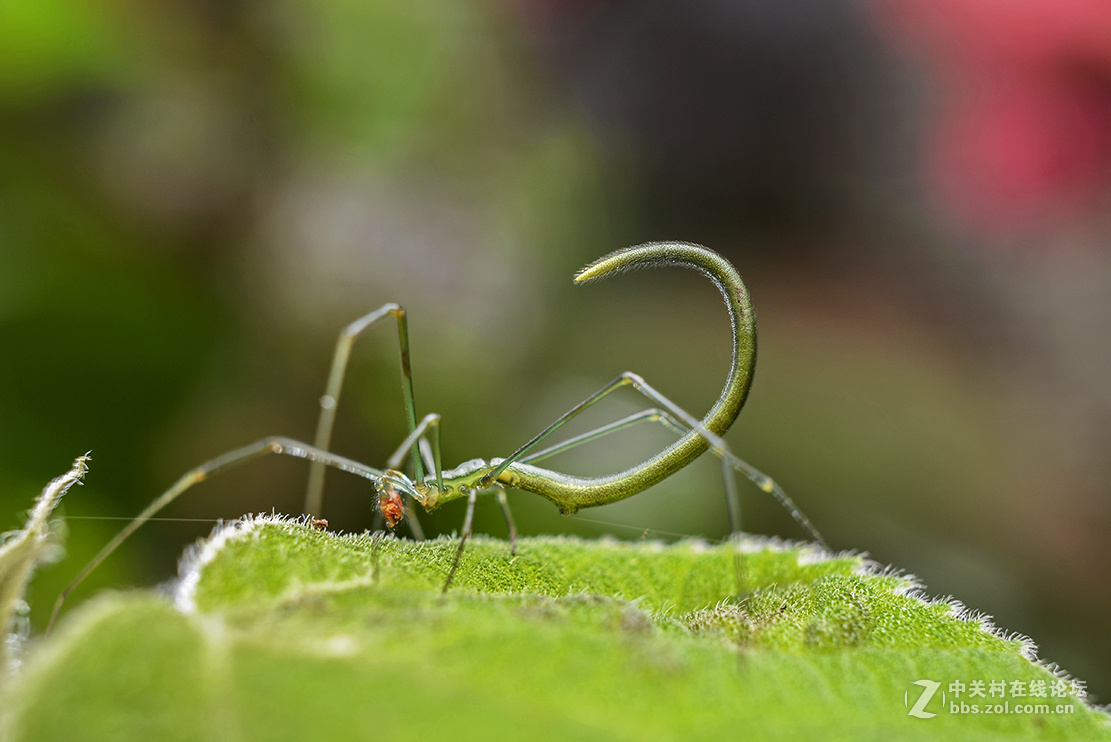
(378, 485, 406, 529)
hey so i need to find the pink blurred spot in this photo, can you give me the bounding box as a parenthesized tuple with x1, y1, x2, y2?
(869, 0, 1111, 235)
(932, 75, 1111, 231)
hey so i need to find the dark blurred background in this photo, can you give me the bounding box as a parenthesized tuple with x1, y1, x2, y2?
(2, 0, 1108, 699)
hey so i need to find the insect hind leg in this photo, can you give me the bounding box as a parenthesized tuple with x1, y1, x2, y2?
(486, 372, 829, 597)
(496, 373, 827, 550)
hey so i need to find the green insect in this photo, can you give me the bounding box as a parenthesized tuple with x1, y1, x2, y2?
(48, 241, 826, 632)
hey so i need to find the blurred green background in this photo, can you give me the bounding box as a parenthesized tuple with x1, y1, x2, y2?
(2, 0, 1108, 700)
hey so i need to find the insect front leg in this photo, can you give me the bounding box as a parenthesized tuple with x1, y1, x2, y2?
(49, 438, 386, 634)
(379, 413, 517, 561)
(381, 411, 453, 540)
(305, 304, 424, 517)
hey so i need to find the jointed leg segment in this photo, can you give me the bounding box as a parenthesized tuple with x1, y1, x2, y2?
(305, 304, 423, 517)
(496, 488, 518, 555)
(442, 489, 478, 593)
(520, 406, 827, 551)
(49, 437, 384, 634)
(486, 370, 826, 550)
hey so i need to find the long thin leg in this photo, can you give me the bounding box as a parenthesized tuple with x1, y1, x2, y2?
(483, 372, 738, 499)
(484, 373, 736, 523)
(496, 488, 518, 555)
(477, 373, 751, 589)
(442, 489, 478, 593)
(49, 437, 384, 634)
(527, 385, 741, 597)
(390, 414, 516, 556)
(481, 373, 637, 487)
(483, 372, 827, 599)
(417, 438, 437, 479)
(519, 408, 827, 550)
(404, 498, 425, 541)
(305, 304, 423, 516)
(486, 371, 822, 541)
(406, 436, 440, 542)
(387, 413, 443, 492)
(512, 405, 740, 534)
(518, 408, 685, 464)
(381, 413, 446, 542)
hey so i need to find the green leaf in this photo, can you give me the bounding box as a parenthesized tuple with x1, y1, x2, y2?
(4, 515, 1109, 741)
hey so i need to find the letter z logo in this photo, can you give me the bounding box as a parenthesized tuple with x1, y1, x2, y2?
(905, 680, 942, 719)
